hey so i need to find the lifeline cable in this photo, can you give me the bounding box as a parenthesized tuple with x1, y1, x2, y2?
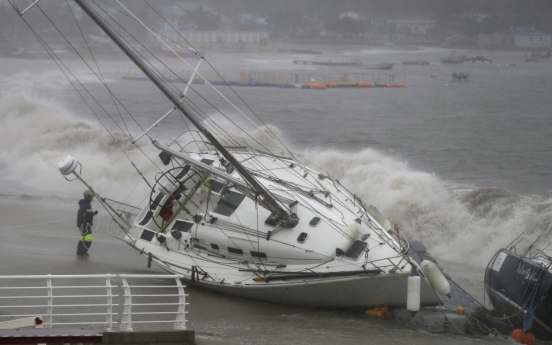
(0, 218, 73, 231)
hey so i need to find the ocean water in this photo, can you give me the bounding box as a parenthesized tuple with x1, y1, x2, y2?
(1, 45, 552, 344)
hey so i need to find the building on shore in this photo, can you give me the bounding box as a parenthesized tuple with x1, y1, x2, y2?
(476, 32, 514, 48)
(513, 29, 551, 49)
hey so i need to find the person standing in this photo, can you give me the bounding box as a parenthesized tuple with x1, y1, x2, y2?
(77, 190, 98, 257)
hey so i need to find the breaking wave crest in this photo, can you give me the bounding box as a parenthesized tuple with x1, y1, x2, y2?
(0, 92, 151, 201)
(1, 92, 551, 268)
(300, 148, 552, 267)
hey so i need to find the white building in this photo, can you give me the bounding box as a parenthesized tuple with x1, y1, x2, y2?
(513, 30, 551, 49)
(162, 31, 269, 44)
(386, 15, 436, 36)
(476, 33, 513, 47)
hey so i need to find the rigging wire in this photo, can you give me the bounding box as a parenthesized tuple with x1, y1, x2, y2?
(18, 3, 162, 203)
(101, 0, 298, 169)
(92, 0, 321, 198)
(66, 0, 132, 138)
(141, 0, 300, 164)
(14, 1, 404, 278)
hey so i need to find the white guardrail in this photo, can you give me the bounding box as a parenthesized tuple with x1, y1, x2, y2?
(0, 274, 187, 332)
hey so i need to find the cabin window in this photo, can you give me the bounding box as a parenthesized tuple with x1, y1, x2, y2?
(211, 244, 220, 251)
(345, 240, 367, 259)
(173, 165, 191, 180)
(297, 232, 309, 243)
(213, 191, 246, 216)
(309, 217, 321, 227)
(228, 247, 243, 255)
(200, 158, 214, 165)
(250, 251, 267, 259)
(208, 179, 225, 193)
(140, 229, 155, 241)
(172, 220, 194, 233)
(139, 211, 153, 226)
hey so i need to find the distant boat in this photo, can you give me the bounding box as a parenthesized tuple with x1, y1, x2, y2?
(402, 61, 430, 65)
(463, 56, 492, 63)
(451, 72, 469, 81)
(294, 60, 361, 66)
(363, 63, 395, 70)
(441, 57, 462, 64)
(278, 48, 322, 54)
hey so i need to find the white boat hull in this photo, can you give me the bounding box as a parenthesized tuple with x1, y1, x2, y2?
(147, 251, 441, 309)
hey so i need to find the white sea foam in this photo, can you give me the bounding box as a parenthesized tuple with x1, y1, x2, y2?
(0, 92, 152, 205)
(299, 148, 552, 267)
(1, 92, 550, 268)
(0, 69, 114, 94)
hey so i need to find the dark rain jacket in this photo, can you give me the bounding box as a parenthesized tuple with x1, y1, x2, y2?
(77, 198, 94, 234)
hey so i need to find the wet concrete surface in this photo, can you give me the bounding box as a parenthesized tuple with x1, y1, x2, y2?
(0, 198, 511, 345)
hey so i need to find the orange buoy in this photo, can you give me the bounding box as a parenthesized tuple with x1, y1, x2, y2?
(358, 82, 375, 87)
(365, 307, 390, 317)
(310, 83, 326, 90)
(456, 305, 465, 314)
(510, 329, 536, 345)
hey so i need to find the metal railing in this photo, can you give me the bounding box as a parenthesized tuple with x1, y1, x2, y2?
(0, 274, 187, 332)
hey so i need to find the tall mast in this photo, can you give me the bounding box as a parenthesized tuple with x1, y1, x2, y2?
(73, 0, 297, 227)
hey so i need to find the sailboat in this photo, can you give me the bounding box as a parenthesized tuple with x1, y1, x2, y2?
(485, 237, 552, 339)
(18, 0, 447, 309)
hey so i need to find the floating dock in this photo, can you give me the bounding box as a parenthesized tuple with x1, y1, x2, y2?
(122, 68, 407, 90)
(0, 329, 195, 345)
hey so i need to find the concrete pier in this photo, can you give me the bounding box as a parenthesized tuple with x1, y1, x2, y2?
(0, 330, 195, 345)
(103, 331, 195, 345)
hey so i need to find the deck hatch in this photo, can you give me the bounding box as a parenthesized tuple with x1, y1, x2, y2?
(265, 213, 279, 226)
(200, 158, 214, 165)
(140, 229, 155, 241)
(214, 191, 246, 216)
(172, 220, 194, 233)
(208, 179, 225, 193)
(345, 240, 367, 259)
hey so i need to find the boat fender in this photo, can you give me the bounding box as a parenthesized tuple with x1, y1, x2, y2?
(366, 205, 392, 231)
(336, 218, 361, 256)
(420, 260, 451, 297)
(510, 329, 535, 345)
(523, 307, 535, 333)
(407, 275, 421, 314)
(365, 307, 390, 317)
